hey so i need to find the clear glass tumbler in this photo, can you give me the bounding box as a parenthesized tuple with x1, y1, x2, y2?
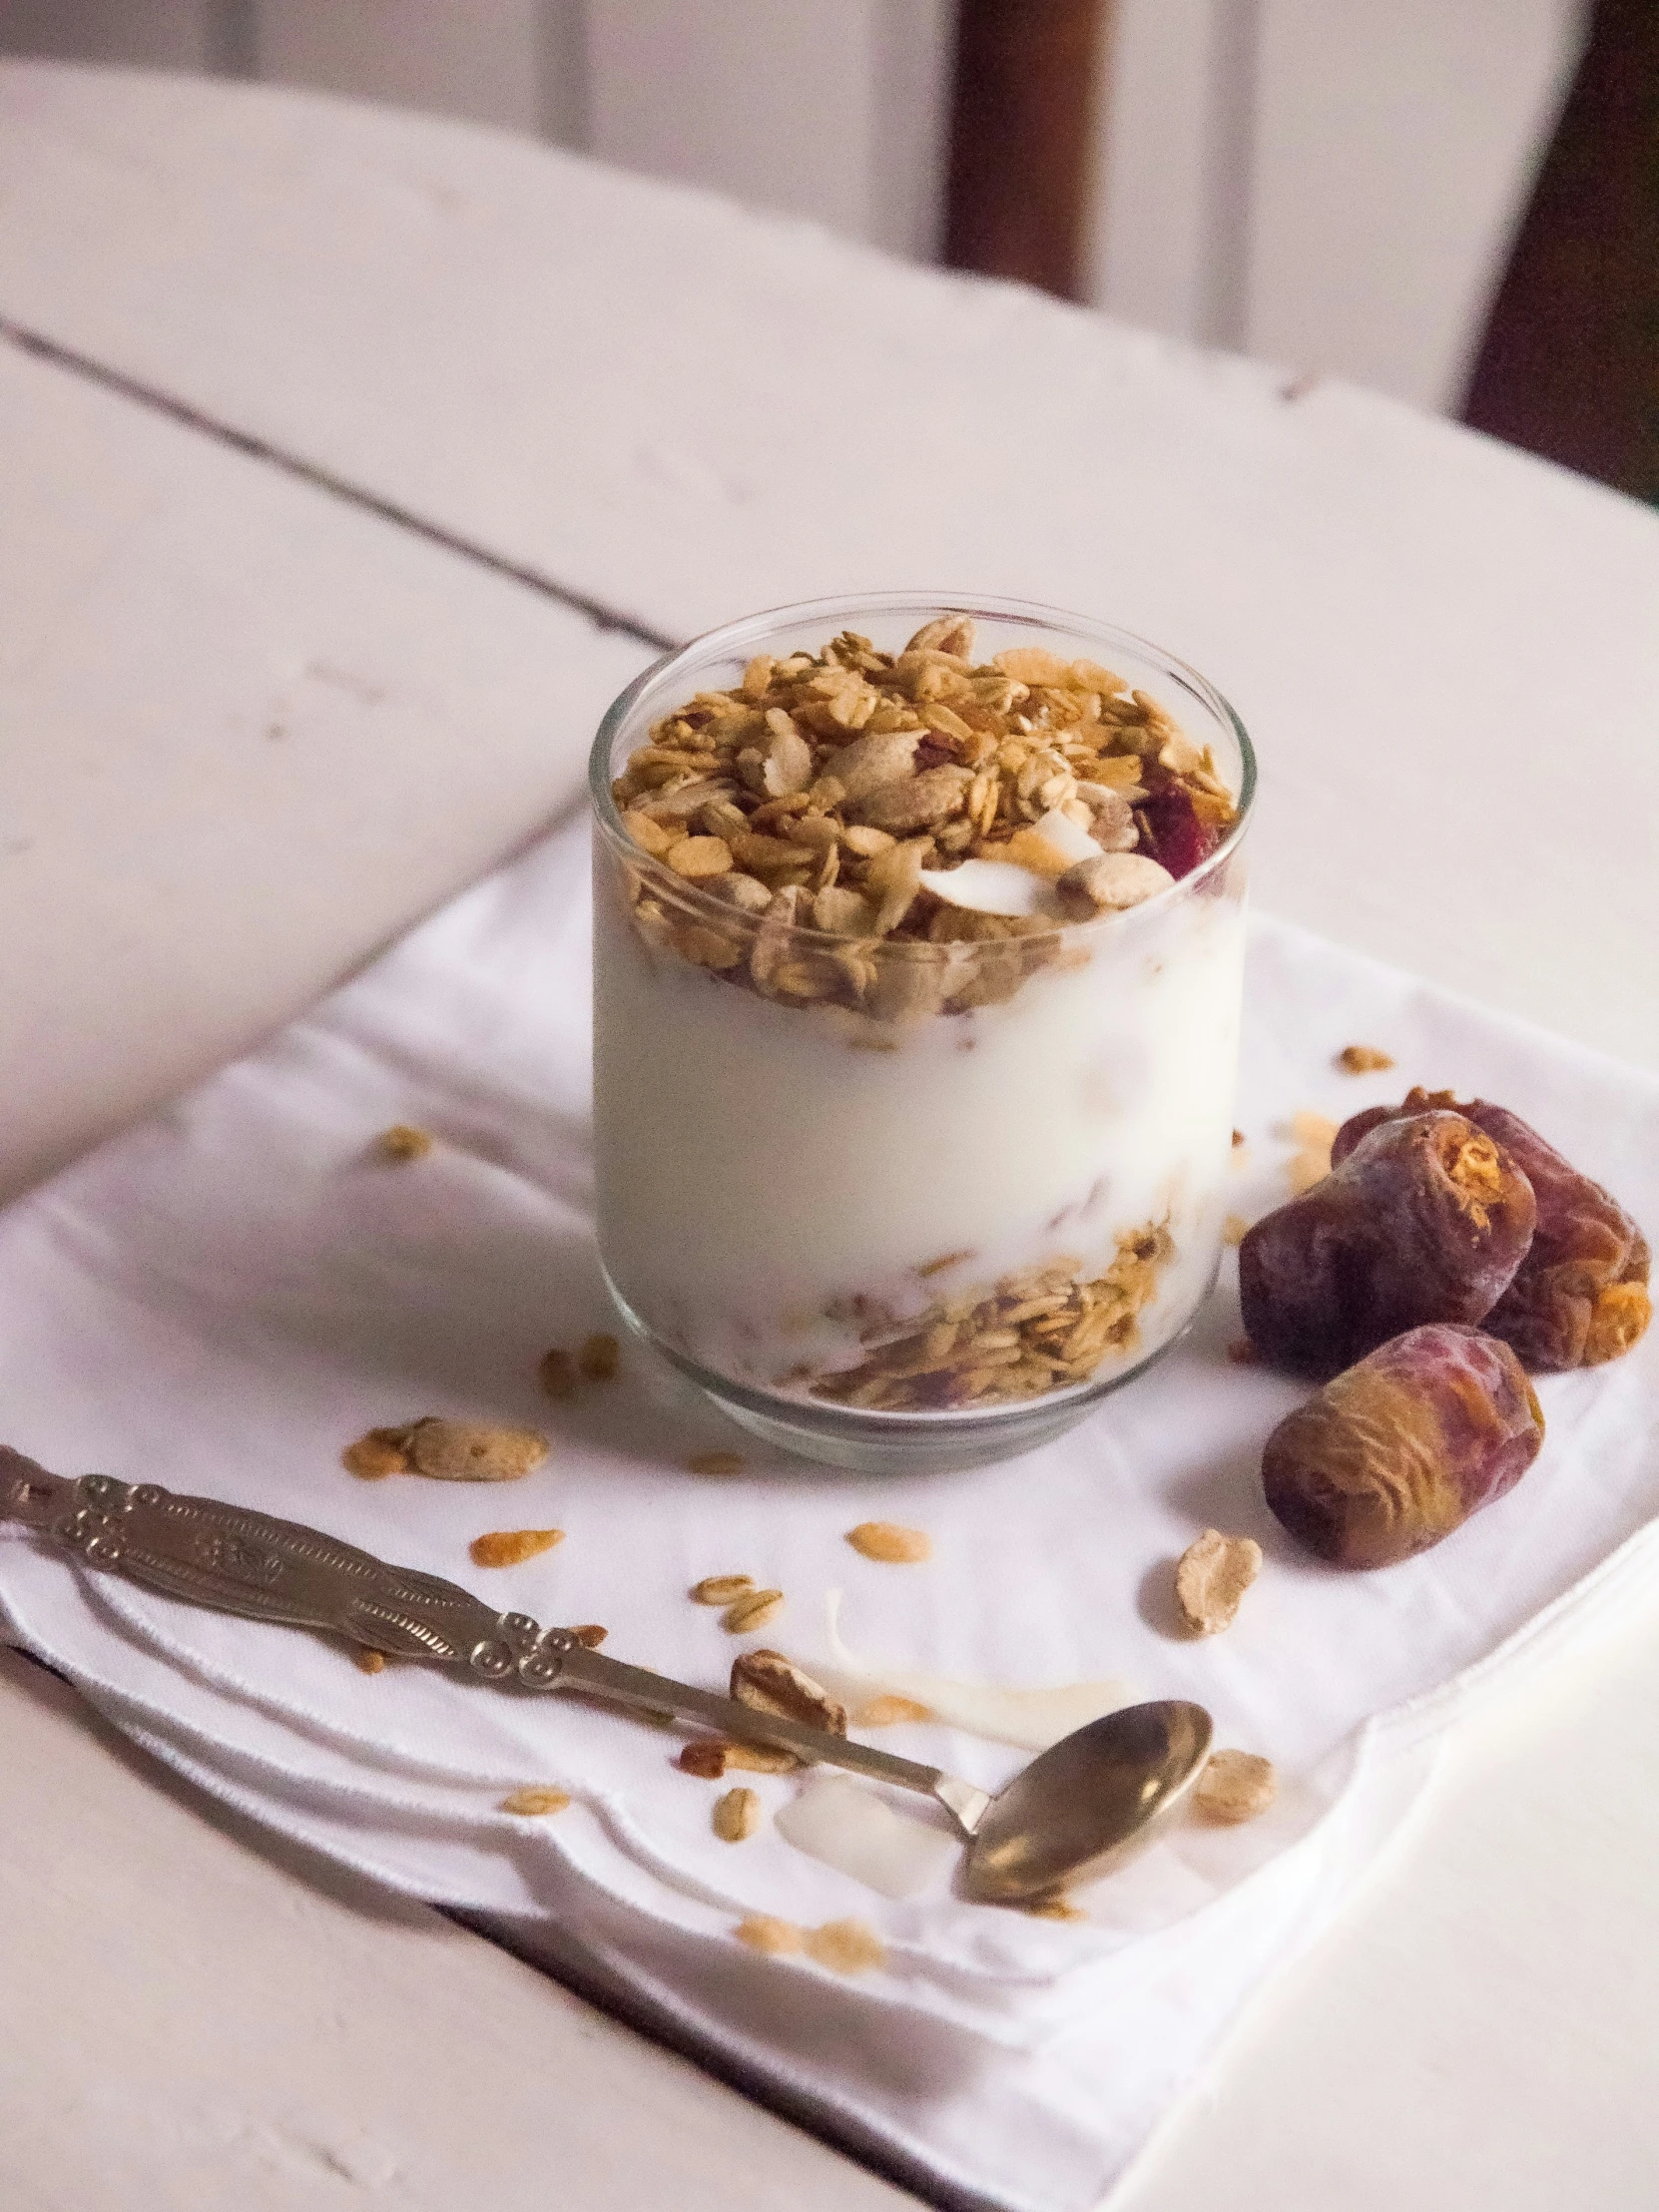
(590, 593, 1255, 1472)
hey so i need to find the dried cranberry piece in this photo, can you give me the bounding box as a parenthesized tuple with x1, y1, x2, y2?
(1135, 786, 1218, 879)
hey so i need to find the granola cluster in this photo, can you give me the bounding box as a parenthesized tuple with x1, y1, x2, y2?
(801, 1226, 1173, 1411)
(609, 616, 1236, 1020)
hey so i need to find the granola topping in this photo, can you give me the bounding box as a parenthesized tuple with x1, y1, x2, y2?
(608, 617, 1237, 1021)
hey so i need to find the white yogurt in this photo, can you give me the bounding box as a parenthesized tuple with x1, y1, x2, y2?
(593, 857, 1246, 1407)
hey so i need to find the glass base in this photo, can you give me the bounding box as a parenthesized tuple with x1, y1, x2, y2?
(604, 1271, 1203, 1475)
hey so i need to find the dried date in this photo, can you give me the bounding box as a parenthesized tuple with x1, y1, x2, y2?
(1240, 1110, 1536, 1376)
(1333, 1091, 1651, 1372)
(1262, 1324, 1544, 1568)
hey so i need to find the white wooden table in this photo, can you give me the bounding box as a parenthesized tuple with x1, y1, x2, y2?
(2, 63, 1657, 2212)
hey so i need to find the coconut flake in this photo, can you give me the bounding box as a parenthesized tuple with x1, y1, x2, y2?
(1031, 808, 1102, 864)
(774, 1774, 957, 1900)
(804, 1594, 1133, 1753)
(917, 858, 1057, 917)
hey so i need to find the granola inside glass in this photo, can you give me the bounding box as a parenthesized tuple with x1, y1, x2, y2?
(590, 595, 1255, 1471)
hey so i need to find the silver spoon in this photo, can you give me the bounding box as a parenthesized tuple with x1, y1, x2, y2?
(1, 1449, 1213, 1905)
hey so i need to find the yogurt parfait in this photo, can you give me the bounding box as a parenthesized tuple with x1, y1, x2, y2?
(591, 595, 1254, 1470)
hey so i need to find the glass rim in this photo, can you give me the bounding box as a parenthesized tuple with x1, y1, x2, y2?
(589, 590, 1256, 946)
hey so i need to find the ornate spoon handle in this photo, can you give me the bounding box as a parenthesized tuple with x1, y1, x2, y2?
(0, 1446, 989, 1835)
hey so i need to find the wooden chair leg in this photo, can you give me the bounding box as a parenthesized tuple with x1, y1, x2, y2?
(1461, 0, 1659, 503)
(943, 0, 1111, 301)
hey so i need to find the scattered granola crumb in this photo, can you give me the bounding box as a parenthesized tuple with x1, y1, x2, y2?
(1285, 1111, 1340, 1195)
(571, 1623, 608, 1648)
(687, 1450, 746, 1475)
(577, 1333, 620, 1382)
(538, 1347, 577, 1400)
(805, 1919, 886, 1975)
(845, 1521, 932, 1564)
(1222, 1213, 1250, 1247)
(691, 1573, 756, 1606)
(499, 1786, 571, 1818)
(376, 1123, 434, 1162)
(469, 1527, 564, 1568)
(1232, 1129, 1246, 1148)
(722, 1588, 785, 1634)
(1174, 1529, 1263, 1635)
(916, 1249, 976, 1278)
(1194, 1750, 1277, 1824)
(857, 1693, 933, 1727)
(1025, 1894, 1086, 1922)
(353, 1647, 387, 1674)
(732, 1649, 847, 1735)
(735, 1915, 803, 1955)
(341, 1429, 409, 1479)
(358, 1416, 548, 1482)
(678, 1737, 800, 1778)
(1336, 1044, 1395, 1075)
(713, 1786, 763, 1842)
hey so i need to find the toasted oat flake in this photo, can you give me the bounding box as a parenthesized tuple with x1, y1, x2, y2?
(804, 1919, 886, 1975)
(845, 1521, 932, 1564)
(1285, 1111, 1340, 1194)
(341, 1429, 409, 1479)
(571, 1623, 608, 1648)
(1025, 1895, 1086, 1923)
(722, 1588, 785, 1634)
(577, 1333, 621, 1382)
(1222, 1213, 1250, 1247)
(732, 1648, 847, 1735)
(857, 1693, 933, 1727)
(713, 1787, 764, 1843)
(687, 1450, 746, 1475)
(735, 1915, 804, 1955)
(1194, 1750, 1277, 1824)
(375, 1123, 434, 1162)
(469, 1527, 564, 1569)
(499, 1787, 571, 1818)
(1336, 1043, 1395, 1074)
(678, 1736, 800, 1778)
(353, 1647, 387, 1674)
(1174, 1529, 1263, 1635)
(691, 1572, 757, 1606)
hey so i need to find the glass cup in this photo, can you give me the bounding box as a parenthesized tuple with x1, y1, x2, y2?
(590, 593, 1255, 1472)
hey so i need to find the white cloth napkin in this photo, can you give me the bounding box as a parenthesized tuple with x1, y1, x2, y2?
(3, 814, 1656, 2212)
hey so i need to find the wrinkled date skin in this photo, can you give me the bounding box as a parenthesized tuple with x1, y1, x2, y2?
(1240, 1111, 1537, 1376)
(1335, 1090, 1651, 1372)
(1262, 1324, 1545, 1568)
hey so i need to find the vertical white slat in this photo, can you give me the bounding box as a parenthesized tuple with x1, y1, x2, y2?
(587, 0, 880, 244)
(1243, 0, 1588, 411)
(867, 0, 952, 262)
(0, 0, 215, 68)
(251, 0, 548, 134)
(1084, 0, 1228, 344)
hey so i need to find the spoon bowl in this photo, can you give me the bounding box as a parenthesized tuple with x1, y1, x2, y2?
(961, 1699, 1214, 1904)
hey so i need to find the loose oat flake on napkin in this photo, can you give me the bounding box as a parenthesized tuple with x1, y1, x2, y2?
(1, 815, 1656, 2212)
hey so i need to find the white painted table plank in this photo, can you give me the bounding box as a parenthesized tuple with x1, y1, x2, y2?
(0, 1650, 917, 2212)
(0, 333, 650, 1207)
(1, 65, 1654, 1070)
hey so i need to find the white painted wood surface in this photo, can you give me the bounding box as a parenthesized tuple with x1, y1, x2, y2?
(1, 62, 1657, 2212)
(0, 1649, 915, 2211)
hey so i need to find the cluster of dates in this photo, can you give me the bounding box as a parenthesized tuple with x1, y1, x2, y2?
(1239, 1092, 1651, 1570)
